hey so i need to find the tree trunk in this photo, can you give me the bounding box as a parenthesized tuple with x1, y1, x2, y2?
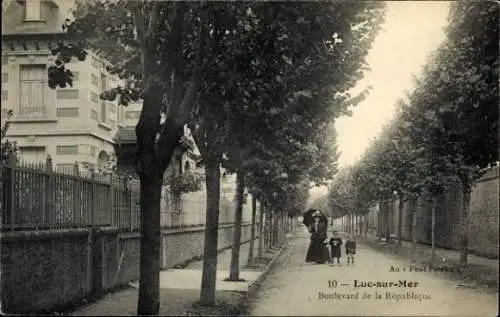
(281, 211, 286, 241)
(264, 208, 269, 249)
(377, 202, 382, 240)
(257, 200, 264, 258)
(280, 211, 283, 242)
(359, 214, 363, 237)
(276, 211, 280, 244)
(384, 200, 390, 242)
(351, 213, 356, 235)
(410, 198, 418, 262)
(136, 91, 182, 315)
(268, 208, 276, 249)
(229, 171, 245, 281)
(273, 211, 279, 247)
(364, 214, 368, 237)
(397, 194, 404, 247)
(265, 208, 269, 249)
(137, 170, 163, 315)
(459, 174, 471, 266)
(248, 196, 257, 266)
(274, 211, 277, 245)
(431, 197, 437, 262)
(199, 160, 221, 305)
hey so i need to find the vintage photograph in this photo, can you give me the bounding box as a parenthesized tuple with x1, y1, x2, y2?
(1, 0, 498, 316)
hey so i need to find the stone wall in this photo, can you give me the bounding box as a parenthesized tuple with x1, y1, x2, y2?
(362, 167, 499, 258)
(468, 167, 499, 258)
(1, 223, 257, 314)
(1, 229, 92, 314)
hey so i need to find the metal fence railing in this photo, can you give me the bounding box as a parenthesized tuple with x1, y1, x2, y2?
(0, 154, 255, 232)
(1, 156, 141, 231)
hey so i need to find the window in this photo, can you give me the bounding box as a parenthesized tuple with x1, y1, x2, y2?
(2, 73, 8, 83)
(125, 111, 140, 119)
(19, 146, 46, 163)
(1, 57, 7, 65)
(100, 102, 107, 122)
(118, 106, 124, 123)
(1, 90, 7, 101)
(90, 109, 98, 120)
(56, 89, 79, 99)
(90, 146, 97, 156)
(19, 64, 46, 117)
(90, 92, 99, 103)
(91, 74, 98, 86)
(101, 73, 107, 91)
(56, 107, 79, 117)
(24, 0, 41, 21)
(109, 103, 116, 113)
(91, 57, 100, 68)
(56, 145, 78, 155)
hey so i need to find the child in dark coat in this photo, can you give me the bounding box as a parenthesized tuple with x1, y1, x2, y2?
(345, 235, 357, 264)
(329, 231, 343, 264)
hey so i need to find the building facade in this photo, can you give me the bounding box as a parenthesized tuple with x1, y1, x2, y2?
(2, 0, 125, 173)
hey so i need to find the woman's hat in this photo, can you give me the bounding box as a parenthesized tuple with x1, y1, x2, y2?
(312, 210, 321, 218)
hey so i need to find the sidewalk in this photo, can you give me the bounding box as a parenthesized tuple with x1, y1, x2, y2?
(351, 229, 499, 292)
(70, 238, 287, 316)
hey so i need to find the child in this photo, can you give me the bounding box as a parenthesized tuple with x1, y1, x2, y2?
(329, 231, 343, 264)
(345, 235, 357, 264)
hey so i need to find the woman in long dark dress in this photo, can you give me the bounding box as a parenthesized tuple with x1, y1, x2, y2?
(305, 211, 331, 264)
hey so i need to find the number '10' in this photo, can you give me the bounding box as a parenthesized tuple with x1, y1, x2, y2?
(328, 280, 337, 288)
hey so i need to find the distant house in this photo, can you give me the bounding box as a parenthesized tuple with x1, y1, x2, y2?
(113, 116, 202, 183)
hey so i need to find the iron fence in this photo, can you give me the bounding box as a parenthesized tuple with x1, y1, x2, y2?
(0, 155, 248, 232)
(1, 156, 141, 231)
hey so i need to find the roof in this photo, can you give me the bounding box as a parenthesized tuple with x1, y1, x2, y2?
(114, 127, 200, 160)
(114, 127, 137, 144)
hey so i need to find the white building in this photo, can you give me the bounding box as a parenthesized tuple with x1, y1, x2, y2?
(2, 0, 124, 172)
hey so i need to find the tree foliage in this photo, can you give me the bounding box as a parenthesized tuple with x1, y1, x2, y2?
(1, 110, 18, 166)
(326, 1, 498, 263)
(45, 0, 386, 312)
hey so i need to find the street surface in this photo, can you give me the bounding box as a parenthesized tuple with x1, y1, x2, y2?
(247, 228, 498, 316)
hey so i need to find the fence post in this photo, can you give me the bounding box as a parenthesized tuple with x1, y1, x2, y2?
(5, 153, 17, 231)
(128, 178, 133, 232)
(44, 155, 53, 229)
(90, 170, 96, 226)
(108, 173, 113, 227)
(73, 162, 81, 227)
(122, 176, 128, 231)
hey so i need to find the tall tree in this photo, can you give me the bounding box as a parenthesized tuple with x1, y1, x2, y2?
(407, 1, 498, 265)
(47, 1, 208, 314)
(219, 0, 384, 283)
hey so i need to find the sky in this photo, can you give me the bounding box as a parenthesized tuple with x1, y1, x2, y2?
(309, 1, 450, 202)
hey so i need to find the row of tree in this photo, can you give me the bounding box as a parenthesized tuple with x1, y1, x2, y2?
(324, 1, 498, 264)
(38, 1, 386, 315)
